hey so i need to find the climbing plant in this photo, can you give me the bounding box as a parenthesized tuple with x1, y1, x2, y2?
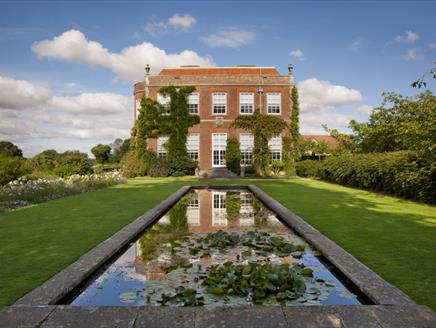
(290, 85, 301, 159)
(282, 135, 296, 176)
(159, 86, 200, 160)
(225, 138, 241, 174)
(232, 109, 287, 176)
(134, 97, 161, 156)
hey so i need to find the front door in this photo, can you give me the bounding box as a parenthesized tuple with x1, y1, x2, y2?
(212, 133, 227, 167)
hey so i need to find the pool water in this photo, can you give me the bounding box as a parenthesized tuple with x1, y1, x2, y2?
(70, 189, 361, 307)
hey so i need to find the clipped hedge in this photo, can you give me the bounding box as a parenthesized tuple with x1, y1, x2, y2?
(296, 160, 321, 177)
(297, 151, 435, 204)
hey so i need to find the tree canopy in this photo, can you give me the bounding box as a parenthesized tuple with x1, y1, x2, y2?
(349, 91, 436, 153)
(91, 144, 111, 163)
(0, 141, 23, 158)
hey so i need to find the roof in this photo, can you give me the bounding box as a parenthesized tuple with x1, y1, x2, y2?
(158, 67, 280, 76)
(302, 135, 340, 148)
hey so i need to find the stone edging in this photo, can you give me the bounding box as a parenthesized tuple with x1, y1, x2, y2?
(1, 185, 434, 328)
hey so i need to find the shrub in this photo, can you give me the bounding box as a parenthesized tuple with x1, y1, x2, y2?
(270, 160, 285, 175)
(148, 158, 170, 177)
(225, 138, 241, 175)
(296, 160, 321, 177)
(166, 156, 197, 176)
(0, 153, 30, 185)
(122, 151, 148, 178)
(53, 151, 92, 178)
(314, 151, 435, 204)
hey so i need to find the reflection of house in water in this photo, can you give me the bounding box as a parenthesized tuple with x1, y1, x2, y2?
(134, 189, 262, 280)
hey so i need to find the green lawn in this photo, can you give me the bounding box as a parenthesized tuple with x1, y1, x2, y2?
(0, 177, 435, 310)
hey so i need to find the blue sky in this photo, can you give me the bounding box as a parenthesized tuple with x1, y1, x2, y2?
(0, 1, 435, 156)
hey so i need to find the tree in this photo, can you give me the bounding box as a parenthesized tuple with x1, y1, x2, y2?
(349, 91, 436, 153)
(232, 110, 287, 176)
(31, 149, 59, 172)
(225, 138, 241, 175)
(412, 61, 436, 88)
(111, 138, 130, 163)
(159, 86, 200, 160)
(91, 144, 111, 164)
(0, 141, 23, 158)
(322, 125, 357, 154)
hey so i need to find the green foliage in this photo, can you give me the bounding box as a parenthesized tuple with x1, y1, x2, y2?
(282, 135, 296, 176)
(296, 160, 322, 177)
(159, 86, 200, 160)
(91, 144, 111, 164)
(166, 156, 197, 177)
(290, 85, 301, 159)
(134, 97, 161, 155)
(0, 153, 30, 185)
(202, 262, 307, 305)
(271, 160, 285, 175)
(322, 125, 357, 154)
(0, 141, 23, 158)
(349, 91, 436, 153)
(225, 138, 241, 174)
(30, 149, 59, 173)
(225, 192, 241, 219)
(312, 151, 436, 204)
(52, 151, 92, 178)
(121, 151, 148, 178)
(232, 110, 287, 175)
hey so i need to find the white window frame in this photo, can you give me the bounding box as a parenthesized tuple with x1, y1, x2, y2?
(212, 133, 227, 167)
(239, 92, 254, 115)
(188, 92, 199, 114)
(267, 93, 281, 115)
(212, 192, 227, 226)
(157, 93, 170, 115)
(212, 92, 227, 115)
(268, 134, 282, 161)
(186, 133, 200, 162)
(157, 135, 168, 159)
(240, 133, 254, 166)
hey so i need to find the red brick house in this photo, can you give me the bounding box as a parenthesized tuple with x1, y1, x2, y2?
(133, 65, 294, 172)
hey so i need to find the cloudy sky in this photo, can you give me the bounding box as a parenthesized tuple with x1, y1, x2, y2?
(0, 1, 435, 157)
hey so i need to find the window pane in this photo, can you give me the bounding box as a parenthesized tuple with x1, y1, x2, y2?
(267, 93, 281, 114)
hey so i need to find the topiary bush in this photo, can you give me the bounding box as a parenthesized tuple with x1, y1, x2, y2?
(225, 138, 241, 175)
(296, 160, 322, 177)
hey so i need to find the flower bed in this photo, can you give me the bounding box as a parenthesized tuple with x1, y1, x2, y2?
(0, 172, 127, 211)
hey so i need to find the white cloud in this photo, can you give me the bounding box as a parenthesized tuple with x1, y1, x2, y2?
(0, 76, 52, 109)
(167, 14, 196, 29)
(297, 78, 363, 134)
(428, 43, 436, 49)
(289, 49, 305, 61)
(394, 31, 420, 44)
(354, 105, 373, 115)
(0, 75, 131, 156)
(401, 48, 424, 61)
(145, 14, 196, 36)
(32, 29, 214, 81)
(349, 37, 363, 51)
(200, 28, 254, 48)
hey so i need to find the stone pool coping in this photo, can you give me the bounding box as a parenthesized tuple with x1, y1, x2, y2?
(1, 185, 434, 327)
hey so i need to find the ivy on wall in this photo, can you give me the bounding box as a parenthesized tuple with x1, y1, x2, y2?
(159, 86, 200, 160)
(232, 110, 287, 176)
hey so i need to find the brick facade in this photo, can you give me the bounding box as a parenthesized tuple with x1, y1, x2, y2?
(133, 66, 293, 172)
